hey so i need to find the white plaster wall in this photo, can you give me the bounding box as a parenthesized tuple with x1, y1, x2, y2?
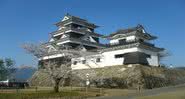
(53, 30, 71, 37)
(126, 36, 136, 42)
(71, 47, 139, 70)
(110, 39, 119, 45)
(40, 53, 65, 60)
(101, 47, 138, 66)
(57, 40, 70, 45)
(71, 55, 103, 69)
(71, 47, 160, 70)
(148, 55, 159, 66)
(110, 36, 136, 45)
(40, 47, 159, 69)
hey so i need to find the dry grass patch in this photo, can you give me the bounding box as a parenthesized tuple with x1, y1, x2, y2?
(103, 89, 136, 96)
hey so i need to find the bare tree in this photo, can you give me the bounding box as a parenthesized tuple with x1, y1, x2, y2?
(22, 43, 83, 92)
(44, 57, 71, 92)
(22, 43, 99, 92)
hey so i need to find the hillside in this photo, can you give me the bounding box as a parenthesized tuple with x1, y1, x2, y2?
(12, 66, 37, 82)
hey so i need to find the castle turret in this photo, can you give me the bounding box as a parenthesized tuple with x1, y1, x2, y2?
(102, 24, 164, 66)
(107, 24, 157, 45)
(46, 14, 105, 52)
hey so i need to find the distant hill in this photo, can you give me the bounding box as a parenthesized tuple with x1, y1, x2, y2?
(12, 66, 37, 82)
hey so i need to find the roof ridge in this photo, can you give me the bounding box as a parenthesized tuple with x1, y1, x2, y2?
(65, 13, 87, 21)
(109, 24, 145, 36)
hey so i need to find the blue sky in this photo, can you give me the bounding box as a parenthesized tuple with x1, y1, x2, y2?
(0, 0, 185, 67)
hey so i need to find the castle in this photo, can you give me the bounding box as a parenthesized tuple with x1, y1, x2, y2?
(40, 14, 164, 69)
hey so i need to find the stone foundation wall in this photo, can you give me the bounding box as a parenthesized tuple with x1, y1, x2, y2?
(29, 65, 185, 89)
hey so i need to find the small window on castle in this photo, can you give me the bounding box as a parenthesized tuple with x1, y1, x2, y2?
(119, 39, 126, 44)
(73, 61, 77, 65)
(115, 54, 124, 58)
(96, 58, 101, 62)
(82, 60, 86, 64)
(146, 54, 151, 58)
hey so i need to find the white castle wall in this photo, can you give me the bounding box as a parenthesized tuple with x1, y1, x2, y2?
(41, 47, 159, 70)
(110, 35, 151, 45)
(110, 35, 136, 45)
(71, 47, 159, 70)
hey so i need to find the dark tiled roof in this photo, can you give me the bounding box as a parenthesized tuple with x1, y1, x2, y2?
(100, 41, 164, 52)
(103, 24, 157, 40)
(109, 24, 144, 37)
(65, 13, 87, 22)
(55, 14, 99, 28)
(87, 31, 104, 37)
(51, 27, 103, 37)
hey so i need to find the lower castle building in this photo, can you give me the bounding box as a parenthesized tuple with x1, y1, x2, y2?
(40, 14, 164, 70)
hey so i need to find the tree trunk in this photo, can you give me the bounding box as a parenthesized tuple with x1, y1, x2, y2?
(53, 78, 61, 93)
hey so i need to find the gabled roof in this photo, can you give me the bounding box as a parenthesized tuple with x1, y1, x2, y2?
(100, 41, 164, 52)
(55, 13, 99, 28)
(50, 27, 104, 37)
(64, 13, 87, 22)
(104, 24, 157, 40)
(108, 24, 145, 37)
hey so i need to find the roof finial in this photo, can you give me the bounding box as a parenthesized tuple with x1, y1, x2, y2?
(137, 24, 143, 28)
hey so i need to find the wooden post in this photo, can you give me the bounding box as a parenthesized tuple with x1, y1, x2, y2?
(86, 86, 88, 94)
(70, 74, 72, 92)
(35, 86, 38, 92)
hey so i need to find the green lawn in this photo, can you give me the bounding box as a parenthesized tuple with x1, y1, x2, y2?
(0, 87, 101, 99)
(137, 90, 185, 99)
(0, 91, 80, 99)
(2, 86, 184, 99)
